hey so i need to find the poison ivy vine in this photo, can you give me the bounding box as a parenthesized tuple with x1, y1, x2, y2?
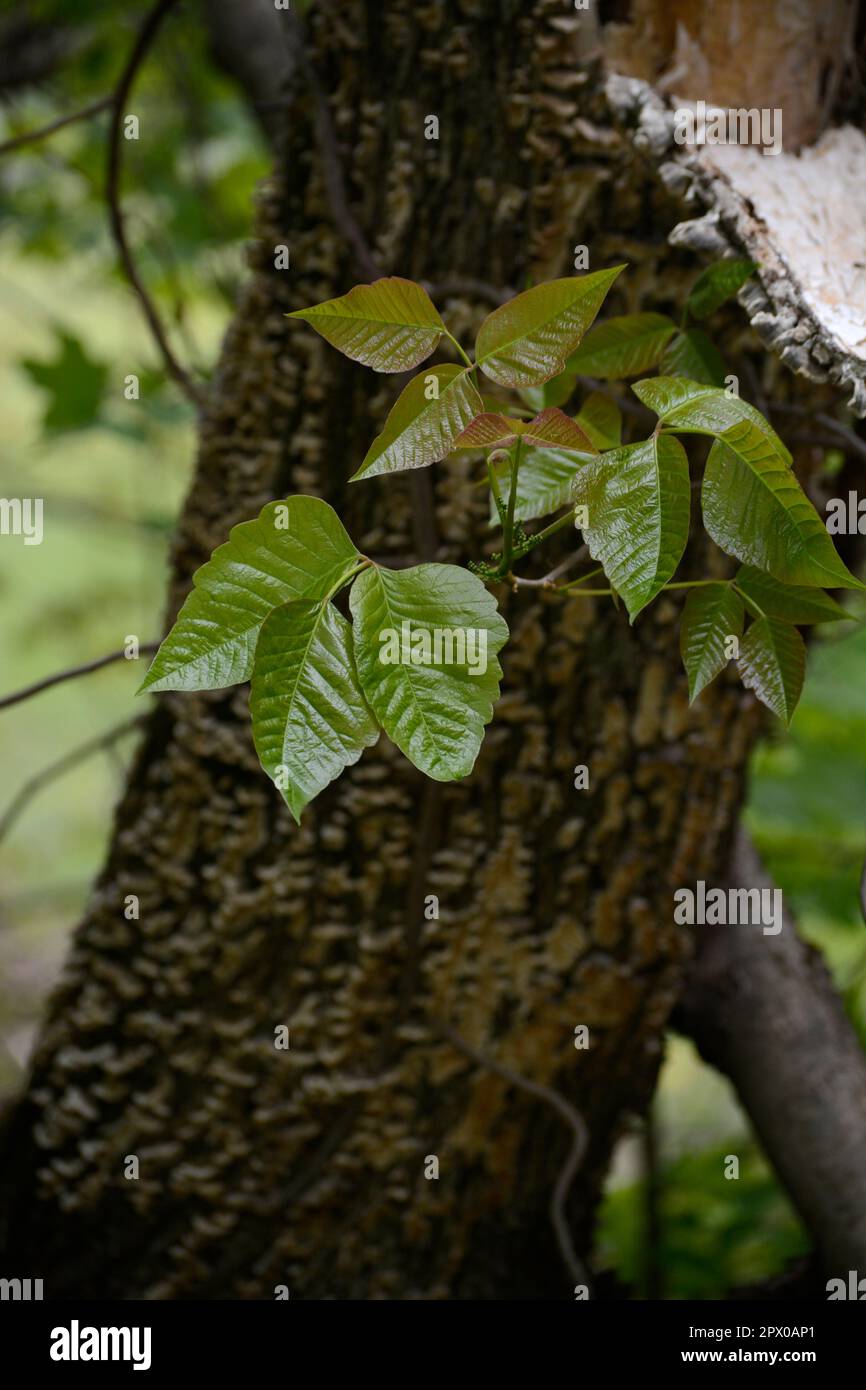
(140, 261, 863, 820)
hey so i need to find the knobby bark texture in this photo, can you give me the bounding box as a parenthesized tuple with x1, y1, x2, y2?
(1, 0, 804, 1299)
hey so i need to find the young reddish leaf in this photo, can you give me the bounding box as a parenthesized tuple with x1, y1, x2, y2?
(454, 407, 596, 453)
(737, 616, 805, 725)
(351, 365, 482, 480)
(680, 583, 744, 702)
(474, 265, 624, 388)
(287, 277, 445, 372)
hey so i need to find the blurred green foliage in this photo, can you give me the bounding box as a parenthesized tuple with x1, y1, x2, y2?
(598, 1139, 809, 1299)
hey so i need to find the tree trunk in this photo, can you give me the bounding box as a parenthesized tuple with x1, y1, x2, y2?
(0, 0, 806, 1300)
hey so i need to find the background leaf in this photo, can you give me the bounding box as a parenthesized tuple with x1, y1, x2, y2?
(575, 391, 622, 450)
(564, 312, 676, 380)
(680, 583, 745, 702)
(573, 434, 691, 620)
(738, 617, 806, 724)
(734, 567, 851, 624)
(139, 497, 359, 692)
(250, 599, 378, 823)
(474, 265, 624, 388)
(488, 447, 589, 525)
(349, 563, 509, 780)
(20, 330, 108, 433)
(287, 277, 445, 372)
(352, 365, 482, 479)
(659, 329, 726, 387)
(687, 259, 758, 321)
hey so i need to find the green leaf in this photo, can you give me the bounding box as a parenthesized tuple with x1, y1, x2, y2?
(20, 330, 108, 433)
(572, 434, 691, 620)
(632, 377, 791, 465)
(564, 312, 676, 380)
(680, 583, 745, 702)
(454, 407, 595, 453)
(488, 447, 589, 525)
(286, 277, 445, 372)
(250, 599, 379, 823)
(702, 434, 864, 590)
(733, 566, 851, 624)
(575, 392, 622, 450)
(349, 563, 509, 781)
(474, 265, 624, 388)
(687, 259, 757, 321)
(139, 496, 360, 693)
(351, 365, 482, 480)
(659, 329, 726, 387)
(737, 616, 805, 724)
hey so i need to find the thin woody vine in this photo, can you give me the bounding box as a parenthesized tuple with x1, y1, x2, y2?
(139, 262, 863, 821)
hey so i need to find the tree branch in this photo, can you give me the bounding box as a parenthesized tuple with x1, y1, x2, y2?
(0, 644, 158, 714)
(0, 716, 145, 849)
(0, 95, 112, 158)
(106, 0, 206, 410)
(675, 827, 866, 1280)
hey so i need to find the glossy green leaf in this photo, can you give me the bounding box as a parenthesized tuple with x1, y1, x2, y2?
(250, 599, 378, 823)
(737, 616, 805, 724)
(575, 391, 622, 450)
(488, 447, 589, 525)
(286, 277, 445, 372)
(351, 364, 482, 480)
(474, 265, 624, 388)
(139, 496, 359, 693)
(659, 329, 726, 387)
(734, 566, 851, 624)
(632, 377, 791, 464)
(454, 407, 595, 453)
(349, 563, 509, 781)
(564, 312, 676, 380)
(702, 434, 864, 590)
(687, 259, 757, 321)
(680, 583, 744, 702)
(572, 433, 691, 620)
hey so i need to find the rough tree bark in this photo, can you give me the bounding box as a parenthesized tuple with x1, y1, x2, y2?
(0, 0, 863, 1299)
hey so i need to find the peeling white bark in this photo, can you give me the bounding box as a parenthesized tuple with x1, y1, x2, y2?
(606, 74, 866, 415)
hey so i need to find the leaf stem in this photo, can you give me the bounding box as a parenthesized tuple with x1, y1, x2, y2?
(527, 508, 576, 547)
(500, 438, 523, 575)
(444, 331, 474, 370)
(327, 557, 372, 602)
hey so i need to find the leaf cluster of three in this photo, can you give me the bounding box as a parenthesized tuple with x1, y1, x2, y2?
(140, 262, 861, 817)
